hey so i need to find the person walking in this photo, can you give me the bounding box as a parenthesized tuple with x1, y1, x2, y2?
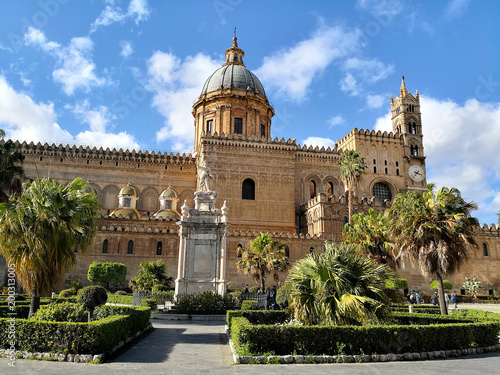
(415, 291, 421, 304)
(450, 293, 458, 309)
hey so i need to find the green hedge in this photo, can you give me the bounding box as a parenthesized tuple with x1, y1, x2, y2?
(226, 310, 290, 331)
(228, 311, 499, 356)
(0, 306, 150, 354)
(106, 293, 133, 305)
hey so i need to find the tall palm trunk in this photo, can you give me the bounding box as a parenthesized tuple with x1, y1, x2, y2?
(260, 270, 266, 292)
(435, 270, 448, 315)
(348, 189, 353, 225)
(29, 286, 40, 318)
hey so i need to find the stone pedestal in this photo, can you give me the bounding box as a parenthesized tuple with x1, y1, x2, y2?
(174, 191, 229, 297)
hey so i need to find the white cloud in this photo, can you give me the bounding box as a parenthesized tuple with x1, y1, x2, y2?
(24, 27, 107, 95)
(128, 0, 150, 24)
(70, 100, 139, 150)
(301, 136, 336, 149)
(328, 115, 344, 128)
(373, 96, 500, 224)
(366, 94, 385, 109)
(444, 0, 470, 20)
(255, 24, 363, 102)
(120, 40, 133, 58)
(0, 76, 139, 150)
(340, 58, 394, 97)
(356, 0, 404, 19)
(0, 75, 73, 144)
(90, 0, 150, 33)
(147, 51, 221, 151)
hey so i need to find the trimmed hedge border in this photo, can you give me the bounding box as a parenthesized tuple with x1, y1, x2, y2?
(227, 310, 500, 362)
(0, 306, 151, 361)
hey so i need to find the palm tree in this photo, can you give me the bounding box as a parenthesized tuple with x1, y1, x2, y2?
(0, 177, 100, 317)
(129, 260, 173, 292)
(338, 150, 367, 225)
(286, 242, 395, 325)
(343, 208, 398, 270)
(387, 184, 478, 315)
(0, 136, 24, 203)
(236, 233, 289, 292)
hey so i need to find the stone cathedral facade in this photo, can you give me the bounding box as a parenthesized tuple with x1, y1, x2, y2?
(10, 38, 500, 294)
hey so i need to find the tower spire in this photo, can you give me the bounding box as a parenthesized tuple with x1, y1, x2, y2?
(400, 75, 408, 97)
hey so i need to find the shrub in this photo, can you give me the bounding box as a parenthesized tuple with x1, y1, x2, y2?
(228, 311, 500, 356)
(115, 290, 128, 295)
(241, 300, 257, 311)
(248, 286, 260, 294)
(0, 306, 151, 355)
(385, 278, 408, 290)
(175, 292, 238, 314)
(87, 261, 127, 289)
(59, 289, 77, 298)
(32, 302, 87, 322)
(431, 279, 453, 290)
(78, 286, 108, 322)
(152, 284, 169, 293)
(276, 285, 291, 308)
(140, 298, 157, 310)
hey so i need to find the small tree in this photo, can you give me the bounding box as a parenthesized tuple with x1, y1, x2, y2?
(236, 233, 289, 292)
(385, 278, 408, 290)
(129, 261, 172, 292)
(78, 285, 108, 322)
(431, 280, 453, 290)
(463, 276, 481, 298)
(87, 261, 127, 290)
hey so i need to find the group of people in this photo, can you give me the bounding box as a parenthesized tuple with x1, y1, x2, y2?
(428, 291, 459, 309)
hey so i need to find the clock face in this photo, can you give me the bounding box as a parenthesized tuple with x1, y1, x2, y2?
(408, 164, 425, 182)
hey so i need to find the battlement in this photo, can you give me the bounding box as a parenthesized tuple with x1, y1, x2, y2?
(477, 223, 500, 235)
(301, 192, 391, 212)
(337, 128, 402, 149)
(16, 141, 196, 165)
(200, 131, 297, 151)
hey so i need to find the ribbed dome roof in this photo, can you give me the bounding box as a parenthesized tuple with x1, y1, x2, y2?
(160, 186, 177, 199)
(119, 184, 138, 197)
(200, 64, 266, 98)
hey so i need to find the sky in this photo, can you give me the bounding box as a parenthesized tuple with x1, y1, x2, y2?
(0, 0, 499, 225)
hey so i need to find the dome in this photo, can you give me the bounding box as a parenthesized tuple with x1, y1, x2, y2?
(150, 209, 180, 221)
(160, 186, 177, 199)
(119, 184, 138, 197)
(199, 36, 267, 99)
(109, 207, 140, 219)
(200, 64, 266, 98)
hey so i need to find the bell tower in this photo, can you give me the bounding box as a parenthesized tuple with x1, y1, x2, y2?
(390, 77, 427, 189)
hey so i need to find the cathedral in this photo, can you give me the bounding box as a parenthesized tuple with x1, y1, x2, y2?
(8, 37, 500, 294)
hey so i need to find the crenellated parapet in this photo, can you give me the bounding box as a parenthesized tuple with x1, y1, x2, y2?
(476, 223, 500, 236)
(337, 128, 402, 151)
(200, 132, 296, 152)
(16, 141, 196, 165)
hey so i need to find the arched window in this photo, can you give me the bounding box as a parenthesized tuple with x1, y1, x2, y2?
(156, 241, 162, 256)
(102, 239, 108, 254)
(237, 244, 243, 258)
(327, 182, 334, 197)
(234, 117, 243, 134)
(242, 179, 255, 200)
(343, 216, 348, 227)
(410, 145, 419, 156)
(127, 240, 134, 254)
(373, 183, 392, 203)
(284, 245, 290, 258)
(309, 180, 316, 199)
(483, 243, 489, 257)
(309, 247, 315, 254)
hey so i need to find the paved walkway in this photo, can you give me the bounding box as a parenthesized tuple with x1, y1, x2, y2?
(1, 305, 500, 374)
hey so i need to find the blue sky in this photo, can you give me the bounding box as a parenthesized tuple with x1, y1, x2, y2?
(0, 0, 499, 225)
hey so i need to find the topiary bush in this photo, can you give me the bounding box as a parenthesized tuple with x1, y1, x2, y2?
(115, 290, 128, 295)
(248, 286, 260, 294)
(78, 286, 108, 322)
(276, 285, 291, 308)
(32, 302, 87, 322)
(385, 278, 408, 290)
(241, 300, 257, 311)
(59, 288, 77, 298)
(87, 261, 127, 290)
(431, 280, 453, 290)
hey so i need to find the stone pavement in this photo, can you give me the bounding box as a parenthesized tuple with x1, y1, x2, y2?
(1, 305, 500, 374)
